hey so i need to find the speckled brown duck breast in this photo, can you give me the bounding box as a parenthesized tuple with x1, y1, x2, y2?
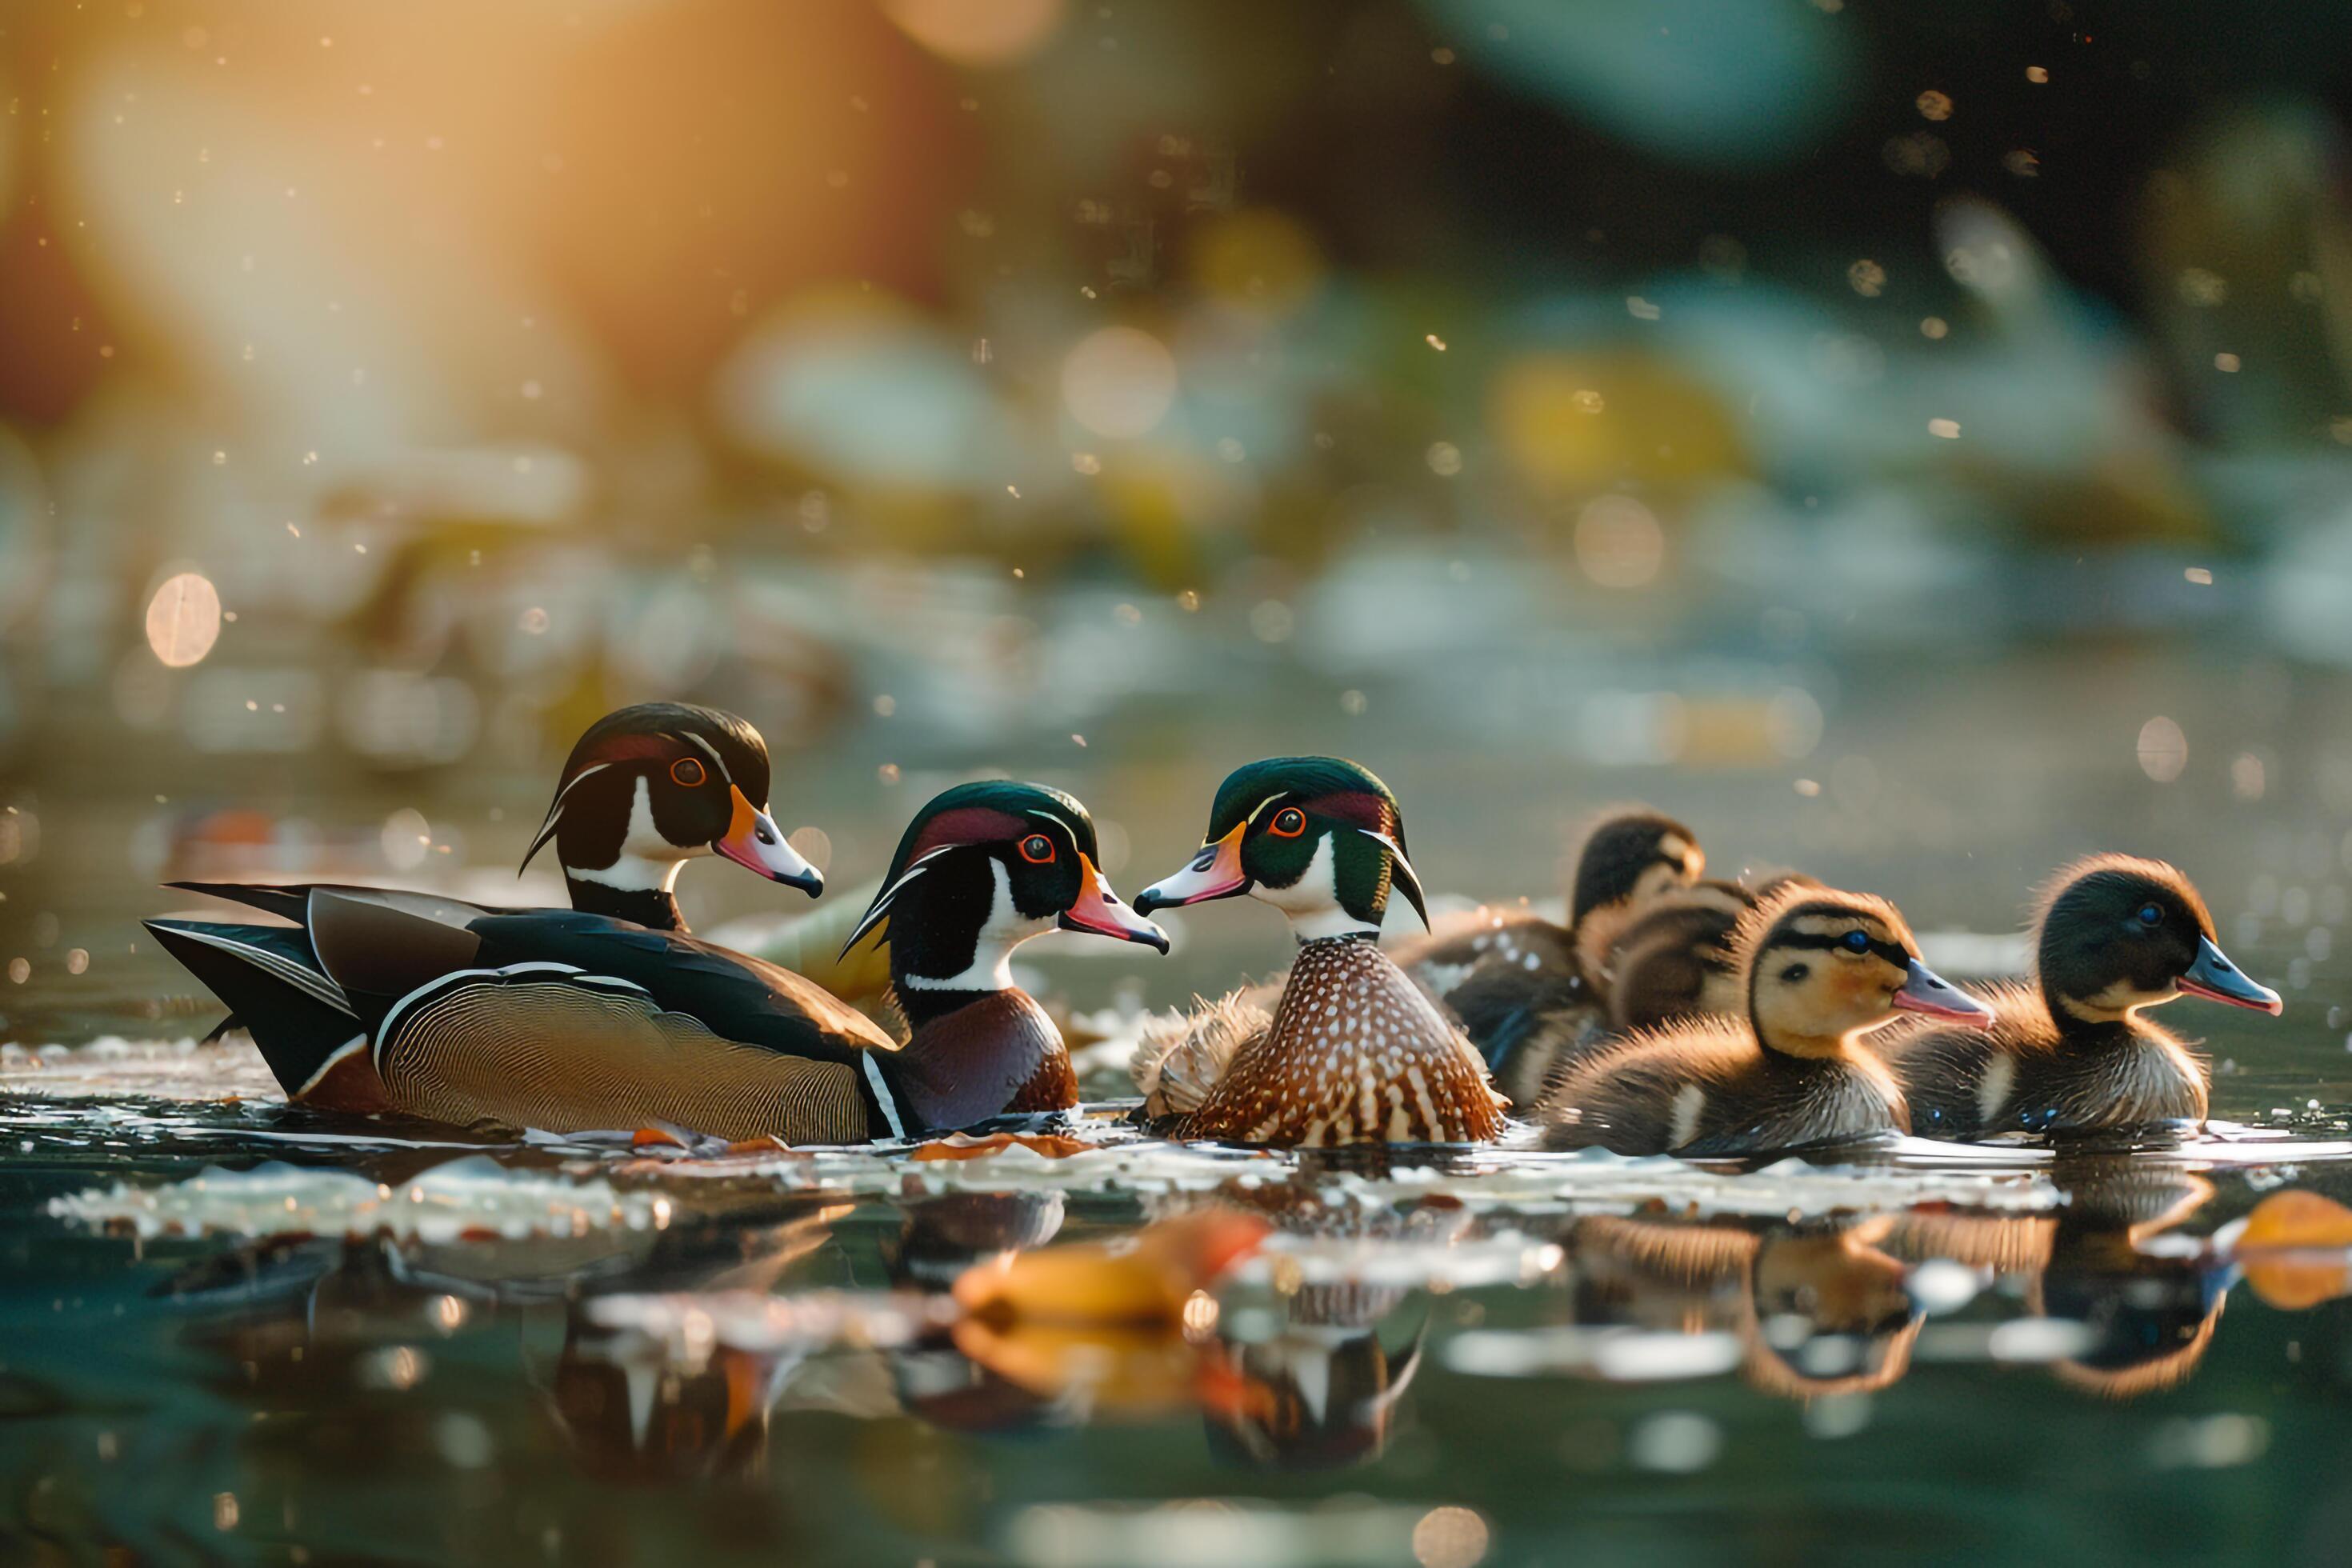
(1179, 936, 1507, 1146)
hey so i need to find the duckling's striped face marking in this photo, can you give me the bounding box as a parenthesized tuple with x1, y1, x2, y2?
(2036, 856, 2281, 1021)
(842, 782, 1165, 982)
(1134, 757, 1428, 941)
(523, 702, 819, 896)
(1745, 893, 1989, 1055)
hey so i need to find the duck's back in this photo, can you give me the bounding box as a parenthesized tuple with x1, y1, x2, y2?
(1885, 979, 2206, 1137)
(1542, 1022, 1906, 1155)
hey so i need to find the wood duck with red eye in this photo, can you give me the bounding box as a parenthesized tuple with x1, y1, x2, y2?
(1538, 886, 1994, 1156)
(1886, 855, 2281, 1139)
(518, 702, 822, 934)
(837, 780, 1169, 1124)
(146, 777, 1164, 1141)
(1130, 757, 1507, 1146)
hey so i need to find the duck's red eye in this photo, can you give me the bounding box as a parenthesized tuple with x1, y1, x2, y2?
(669, 758, 706, 787)
(1018, 834, 1056, 864)
(1269, 807, 1306, 838)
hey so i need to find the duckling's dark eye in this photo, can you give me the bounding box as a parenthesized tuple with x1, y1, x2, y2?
(2137, 902, 2164, 927)
(1841, 930, 1871, 955)
(669, 758, 706, 787)
(1018, 834, 1057, 865)
(1268, 807, 1306, 838)
(1781, 962, 1810, 983)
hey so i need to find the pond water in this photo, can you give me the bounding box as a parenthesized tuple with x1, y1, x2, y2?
(10, 648, 2352, 1563)
(5, 989, 2352, 1566)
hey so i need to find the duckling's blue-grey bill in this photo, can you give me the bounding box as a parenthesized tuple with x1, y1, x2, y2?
(2178, 935, 2284, 1014)
(1058, 854, 1171, 952)
(1891, 957, 1997, 1025)
(1134, 824, 1250, 915)
(712, 785, 823, 896)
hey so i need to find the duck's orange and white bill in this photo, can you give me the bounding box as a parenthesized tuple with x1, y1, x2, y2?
(1058, 854, 1170, 952)
(713, 786, 823, 895)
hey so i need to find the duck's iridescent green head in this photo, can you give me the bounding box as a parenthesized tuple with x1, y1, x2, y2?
(1134, 756, 1427, 941)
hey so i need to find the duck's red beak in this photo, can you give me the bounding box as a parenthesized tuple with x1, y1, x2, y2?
(1134, 824, 1249, 914)
(1058, 854, 1170, 953)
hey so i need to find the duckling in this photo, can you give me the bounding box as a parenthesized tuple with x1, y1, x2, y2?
(1538, 886, 1993, 1156)
(1130, 757, 1507, 1146)
(1391, 808, 1706, 1106)
(1886, 855, 2279, 1139)
(1605, 870, 1822, 1033)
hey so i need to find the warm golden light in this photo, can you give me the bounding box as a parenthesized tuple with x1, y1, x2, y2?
(883, 0, 1066, 67)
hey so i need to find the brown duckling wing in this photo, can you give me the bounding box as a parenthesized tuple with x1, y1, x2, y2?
(1536, 1024, 1755, 1154)
(1133, 989, 1272, 1117)
(1878, 978, 2042, 1140)
(1605, 883, 1754, 1031)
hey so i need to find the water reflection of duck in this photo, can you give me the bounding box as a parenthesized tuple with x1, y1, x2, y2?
(1570, 1214, 1922, 1398)
(1887, 1160, 2226, 1399)
(1386, 810, 1706, 1106)
(1539, 887, 1991, 1155)
(150, 765, 1163, 1141)
(1132, 758, 1506, 1146)
(1886, 857, 2280, 1138)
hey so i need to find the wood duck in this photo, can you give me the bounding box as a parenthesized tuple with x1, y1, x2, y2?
(1538, 886, 1993, 1156)
(1390, 808, 1706, 1106)
(148, 772, 1166, 1142)
(1886, 855, 2279, 1139)
(1128, 756, 1506, 1146)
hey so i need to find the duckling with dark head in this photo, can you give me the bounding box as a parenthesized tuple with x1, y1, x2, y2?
(1538, 885, 1993, 1156)
(1391, 807, 1706, 1106)
(1886, 855, 2278, 1139)
(1131, 757, 1507, 1146)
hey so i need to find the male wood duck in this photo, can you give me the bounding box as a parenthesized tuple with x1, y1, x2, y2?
(1885, 855, 2279, 1139)
(1128, 756, 1506, 1146)
(1538, 886, 1993, 1156)
(1390, 808, 1706, 1106)
(149, 753, 1166, 1139)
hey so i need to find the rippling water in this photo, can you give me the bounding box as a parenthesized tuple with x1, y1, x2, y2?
(6, 995, 2352, 1566)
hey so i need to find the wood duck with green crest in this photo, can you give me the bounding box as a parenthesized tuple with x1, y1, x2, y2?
(147, 737, 1165, 1140)
(1130, 756, 1507, 1146)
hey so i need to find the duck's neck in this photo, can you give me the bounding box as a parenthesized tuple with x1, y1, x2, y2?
(564, 870, 687, 933)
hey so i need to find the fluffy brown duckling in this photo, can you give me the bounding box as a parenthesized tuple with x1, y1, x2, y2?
(1130, 756, 1507, 1146)
(1601, 870, 1822, 1033)
(1393, 808, 1706, 1106)
(1885, 855, 2279, 1140)
(1538, 886, 1993, 1156)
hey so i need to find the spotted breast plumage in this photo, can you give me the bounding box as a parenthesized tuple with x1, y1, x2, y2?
(1178, 936, 1506, 1146)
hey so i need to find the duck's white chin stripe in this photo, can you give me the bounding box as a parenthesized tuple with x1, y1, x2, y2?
(566, 854, 687, 894)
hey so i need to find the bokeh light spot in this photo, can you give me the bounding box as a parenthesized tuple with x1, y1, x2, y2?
(1412, 1506, 1490, 1568)
(1062, 326, 1178, 439)
(2138, 716, 2188, 783)
(145, 572, 222, 669)
(1574, 495, 1666, 588)
(882, 0, 1065, 67)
